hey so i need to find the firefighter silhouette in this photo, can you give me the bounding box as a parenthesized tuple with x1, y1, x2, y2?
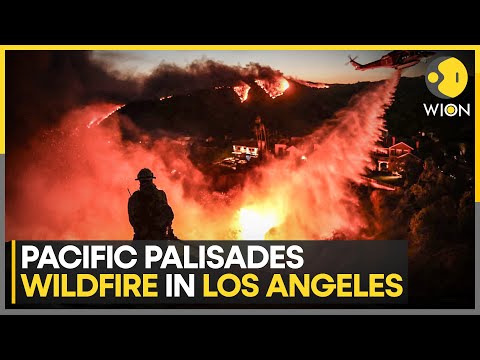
(128, 168, 177, 240)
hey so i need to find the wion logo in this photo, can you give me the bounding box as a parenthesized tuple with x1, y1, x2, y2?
(423, 56, 470, 117)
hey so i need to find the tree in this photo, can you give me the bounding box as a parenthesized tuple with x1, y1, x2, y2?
(409, 196, 457, 252)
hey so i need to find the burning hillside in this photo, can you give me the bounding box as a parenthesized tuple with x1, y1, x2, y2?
(87, 104, 125, 128)
(111, 78, 361, 140)
(157, 76, 293, 105)
(254, 77, 290, 99)
(233, 82, 251, 102)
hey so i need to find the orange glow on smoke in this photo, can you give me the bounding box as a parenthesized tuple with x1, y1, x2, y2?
(290, 78, 330, 89)
(255, 77, 290, 99)
(6, 72, 400, 241)
(233, 82, 251, 103)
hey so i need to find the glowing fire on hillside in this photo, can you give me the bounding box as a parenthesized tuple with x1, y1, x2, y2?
(255, 77, 290, 99)
(233, 82, 251, 103)
(215, 82, 251, 102)
(86, 104, 125, 128)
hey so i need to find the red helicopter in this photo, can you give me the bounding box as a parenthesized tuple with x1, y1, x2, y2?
(348, 50, 436, 71)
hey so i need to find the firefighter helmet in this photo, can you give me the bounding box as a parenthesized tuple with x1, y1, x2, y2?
(135, 168, 156, 181)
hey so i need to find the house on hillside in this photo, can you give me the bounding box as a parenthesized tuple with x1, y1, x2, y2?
(373, 138, 421, 172)
(232, 139, 259, 160)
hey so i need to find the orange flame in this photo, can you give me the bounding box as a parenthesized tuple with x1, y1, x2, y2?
(87, 104, 124, 128)
(255, 77, 289, 99)
(236, 207, 281, 240)
(233, 82, 251, 103)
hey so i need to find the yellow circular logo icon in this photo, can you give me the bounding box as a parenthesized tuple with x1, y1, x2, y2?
(425, 56, 468, 99)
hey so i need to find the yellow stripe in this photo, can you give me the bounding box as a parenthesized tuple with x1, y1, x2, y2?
(476, 50, 479, 202)
(11, 240, 16, 305)
(0, 45, 480, 51)
(0, 48, 4, 154)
